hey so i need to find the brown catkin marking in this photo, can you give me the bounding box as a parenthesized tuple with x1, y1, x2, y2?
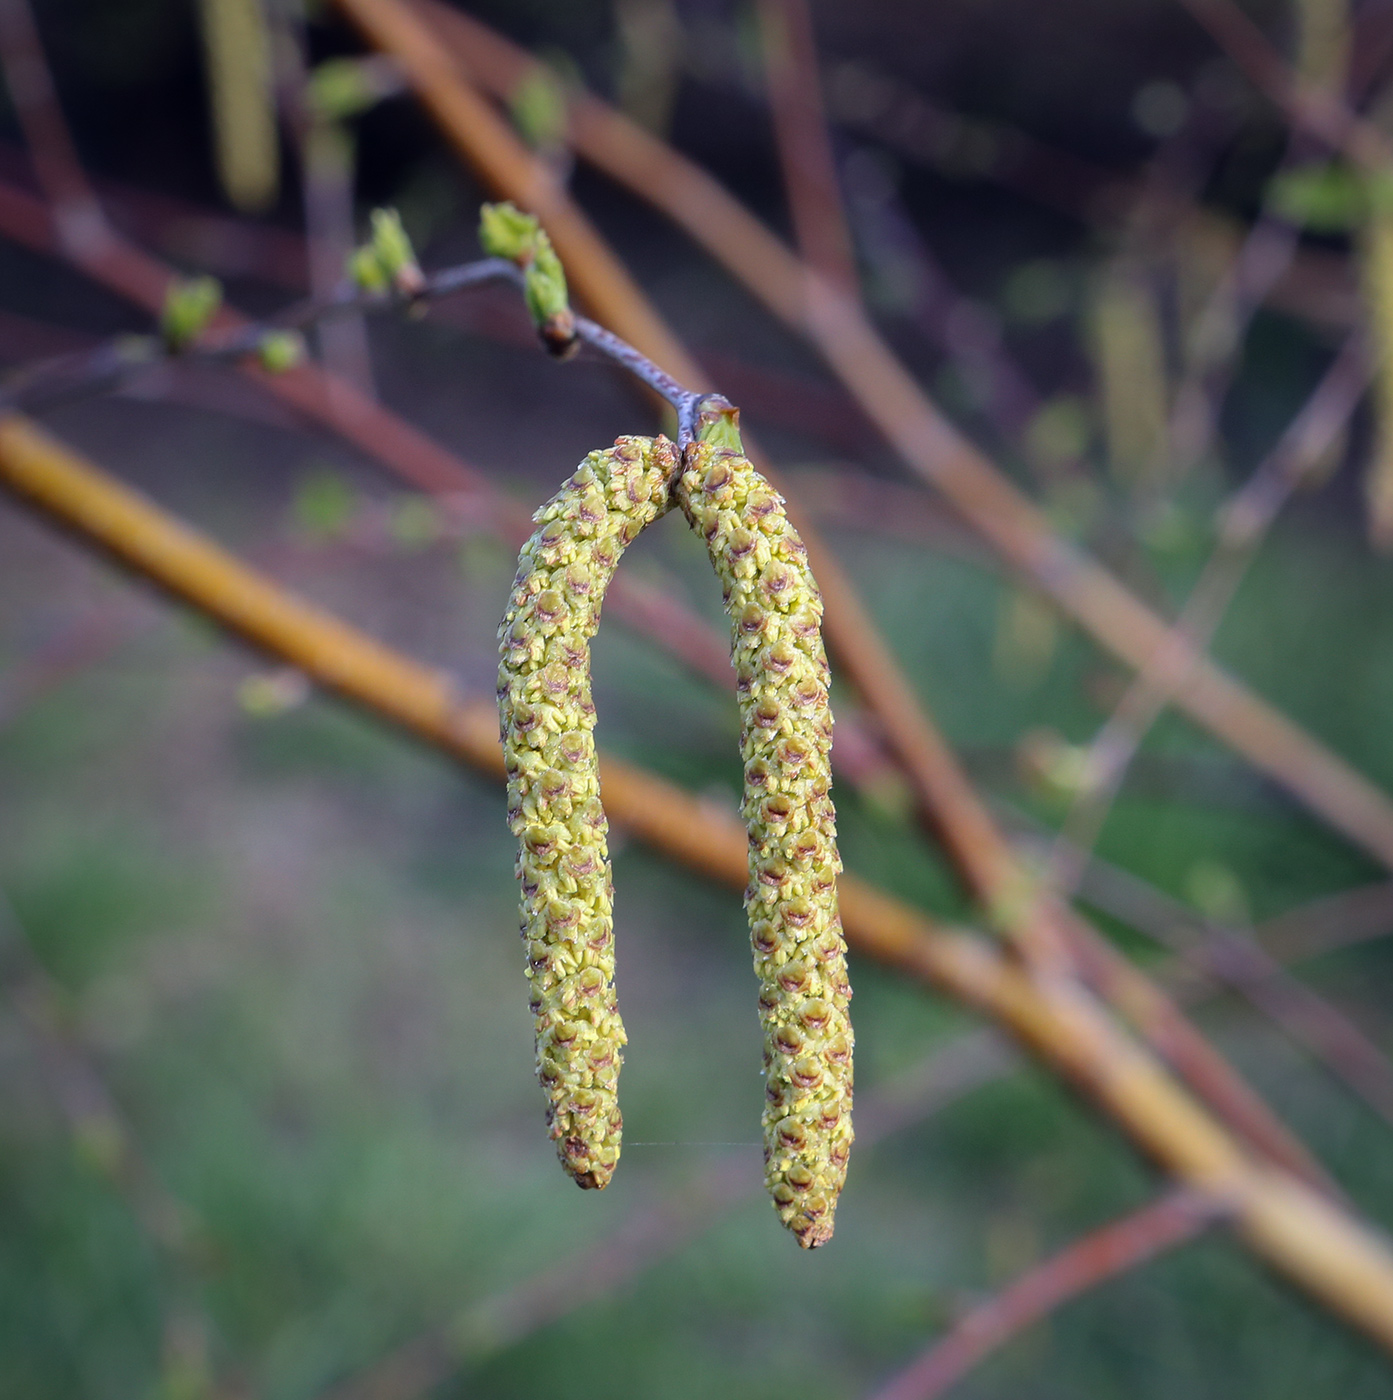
(498, 435, 678, 1189)
(677, 440, 854, 1248)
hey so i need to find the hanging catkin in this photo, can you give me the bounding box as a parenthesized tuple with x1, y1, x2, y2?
(676, 426, 854, 1249)
(498, 435, 678, 1189)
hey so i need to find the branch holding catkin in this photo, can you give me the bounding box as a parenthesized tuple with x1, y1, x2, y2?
(677, 398, 853, 1248)
(497, 434, 679, 1189)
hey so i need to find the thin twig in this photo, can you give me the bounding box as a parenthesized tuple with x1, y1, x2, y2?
(865, 1189, 1226, 1400)
(0, 252, 699, 420)
(1256, 880, 1393, 968)
(1067, 850, 1393, 1130)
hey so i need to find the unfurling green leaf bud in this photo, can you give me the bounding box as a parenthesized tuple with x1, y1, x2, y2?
(523, 234, 576, 357)
(498, 435, 680, 1190)
(478, 202, 577, 357)
(479, 200, 541, 261)
(676, 414, 853, 1250)
(160, 276, 223, 351)
(347, 207, 423, 295)
(347, 243, 388, 295)
(369, 208, 422, 290)
(256, 329, 304, 374)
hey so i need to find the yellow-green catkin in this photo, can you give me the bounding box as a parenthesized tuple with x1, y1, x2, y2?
(676, 431, 854, 1248)
(498, 435, 678, 1189)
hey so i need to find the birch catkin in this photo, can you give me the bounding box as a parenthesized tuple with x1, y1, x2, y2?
(677, 425, 854, 1248)
(498, 434, 678, 1189)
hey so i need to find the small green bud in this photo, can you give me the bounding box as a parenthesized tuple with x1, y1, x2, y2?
(479, 200, 541, 261)
(347, 243, 389, 294)
(692, 395, 745, 453)
(1185, 859, 1250, 926)
(161, 276, 222, 350)
(347, 208, 423, 295)
(237, 667, 310, 717)
(523, 232, 576, 356)
(522, 233, 568, 322)
(292, 468, 356, 539)
(369, 207, 421, 290)
(256, 329, 304, 374)
(1015, 727, 1092, 804)
(72, 1113, 125, 1178)
(478, 201, 576, 354)
(390, 495, 441, 550)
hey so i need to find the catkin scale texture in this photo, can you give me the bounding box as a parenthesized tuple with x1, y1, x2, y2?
(498, 435, 677, 1189)
(677, 441, 854, 1248)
